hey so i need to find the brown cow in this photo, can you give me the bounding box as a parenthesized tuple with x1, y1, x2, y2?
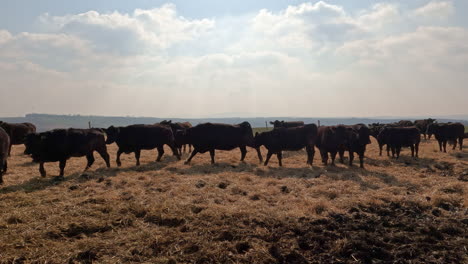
(24, 128, 110, 178)
(339, 124, 371, 168)
(315, 125, 347, 166)
(414, 118, 436, 140)
(0, 127, 10, 184)
(426, 123, 464, 152)
(159, 120, 193, 153)
(254, 124, 317, 166)
(0, 121, 36, 155)
(377, 127, 420, 158)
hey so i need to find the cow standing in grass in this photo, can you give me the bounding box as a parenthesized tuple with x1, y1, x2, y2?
(104, 124, 180, 166)
(414, 118, 436, 140)
(339, 124, 371, 168)
(315, 125, 347, 166)
(159, 120, 193, 153)
(254, 124, 318, 167)
(377, 127, 420, 158)
(0, 121, 36, 156)
(177, 122, 262, 164)
(426, 123, 464, 152)
(269, 120, 305, 129)
(24, 128, 110, 178)
(0, 127, 10, 184)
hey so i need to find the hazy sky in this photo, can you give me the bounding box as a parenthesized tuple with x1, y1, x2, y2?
(1, 1, 467, 117)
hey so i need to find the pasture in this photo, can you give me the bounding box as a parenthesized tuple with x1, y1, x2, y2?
(0, 136, 467, 263)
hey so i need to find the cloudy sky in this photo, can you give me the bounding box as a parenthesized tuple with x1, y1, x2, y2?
(1, 0, 467, 118)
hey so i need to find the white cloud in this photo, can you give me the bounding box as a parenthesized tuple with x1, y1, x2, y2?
(413, 1, 454, 20)
(0, 1, 466, 117)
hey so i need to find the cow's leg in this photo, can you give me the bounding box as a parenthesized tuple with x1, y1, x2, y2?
(59, 159, 66, 177)
(239, 146, 247, 161)
(358, 152, 364, 168)
(438, 140, 443, 152)
(349, 151, 354, 166)
(277, 151, 283, 167)
(168, 143, 181, 160)
(209, 149, 216, 164)
(390, 146, 395, 158)
(134, 149, 141, 165)
(320, 150, 328, 165)
(338, 149, 345, 164)
(396, 146, 401, 159)
(410, 145, 415, 157)
(378, 144, 383, 156)
(156, 146, 164, 162)
(386, 145, 390, 156)
(185, 149, 198, 165)
(255, 147, 263, 164)
(306, 146, 314, 165)
(330, 151, 337, 166)
(189, 144, 192, 153)
(96, 146, 111, 168)
(459, 137, 463, 150)
(85, 152, 95, 170)
(453, 140, 457, 150)
(415, 143, 419, 158)
(116, 149, 123, 167)
(39, 162, 46, 177)
(8, 143, 12, 156)
(443, 141, 447, 153)
(264, 150, 273, 166)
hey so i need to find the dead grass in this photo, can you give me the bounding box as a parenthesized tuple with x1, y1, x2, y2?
(0, 138, 467, 263)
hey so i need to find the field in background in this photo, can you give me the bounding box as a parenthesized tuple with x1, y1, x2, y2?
(0, 138, 467, 263)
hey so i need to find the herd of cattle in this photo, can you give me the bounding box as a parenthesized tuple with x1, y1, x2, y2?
(0, 119, 466, 184)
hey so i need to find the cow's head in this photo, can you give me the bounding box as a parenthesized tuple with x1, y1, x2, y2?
(24, 133, 41, 157)
(103, 126, 119, 144)
(333, 125, 348, 145)
(269, 120, 282, 128)
(426, 123, 438, 137)
(357, 125, 371, 145)
(160, 120, 172, 125)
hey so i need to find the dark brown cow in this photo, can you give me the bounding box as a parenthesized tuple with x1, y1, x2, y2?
(464, 132, 468, 139)
(339, 124, 371, 168)
(104, 124, 180, 166)
(176, 122, 262, 164)
(315, 125, 347, 166)
(254, 124, 318, 166)
(426, 123, 464, 152)
(0, 127, 10, 184)
(24, 128, 110, 178)
(396, 120, 414, 127)
(377, 127, 420, 158)
(269, 120, 305, 129)
(414, 118, 436, 140)
(159, 120, 193, 153)
(0, 121, 36, 155)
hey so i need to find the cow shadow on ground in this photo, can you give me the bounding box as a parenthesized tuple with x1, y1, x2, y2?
(167, 162, 261, 176)
(0, 172, 82, 194)
(365, 155, 439, 169)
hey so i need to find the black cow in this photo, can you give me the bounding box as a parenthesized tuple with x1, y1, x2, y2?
(254, 124, 318, 166)
(396, 120, 414, 127)
(426, 123, 464, 152)
(0, 121, 36, 155)
(269, 120, 305, 129)
(414, 118, 436, 140)
(176, 122, 262, 164)
(315, 125, 347, 166)
(104, 124, 180, 166)
(159, 120, 193, 153)
(339, 124, 371, 168)
(377, 127, 420, 158)
(24, 128, 110, 178)
(0, 127, 10, 184)
(464, 132, 468, 139)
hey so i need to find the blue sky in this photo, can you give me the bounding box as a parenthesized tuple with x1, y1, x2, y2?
(0, 1, 467, 117)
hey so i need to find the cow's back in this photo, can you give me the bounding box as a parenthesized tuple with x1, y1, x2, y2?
(269, 124, 317, 150)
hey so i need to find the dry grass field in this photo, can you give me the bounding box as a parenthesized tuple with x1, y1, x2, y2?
(0, 137, 467, 263)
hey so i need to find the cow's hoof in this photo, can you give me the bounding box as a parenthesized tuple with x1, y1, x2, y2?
(184, 161, 190, 165)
